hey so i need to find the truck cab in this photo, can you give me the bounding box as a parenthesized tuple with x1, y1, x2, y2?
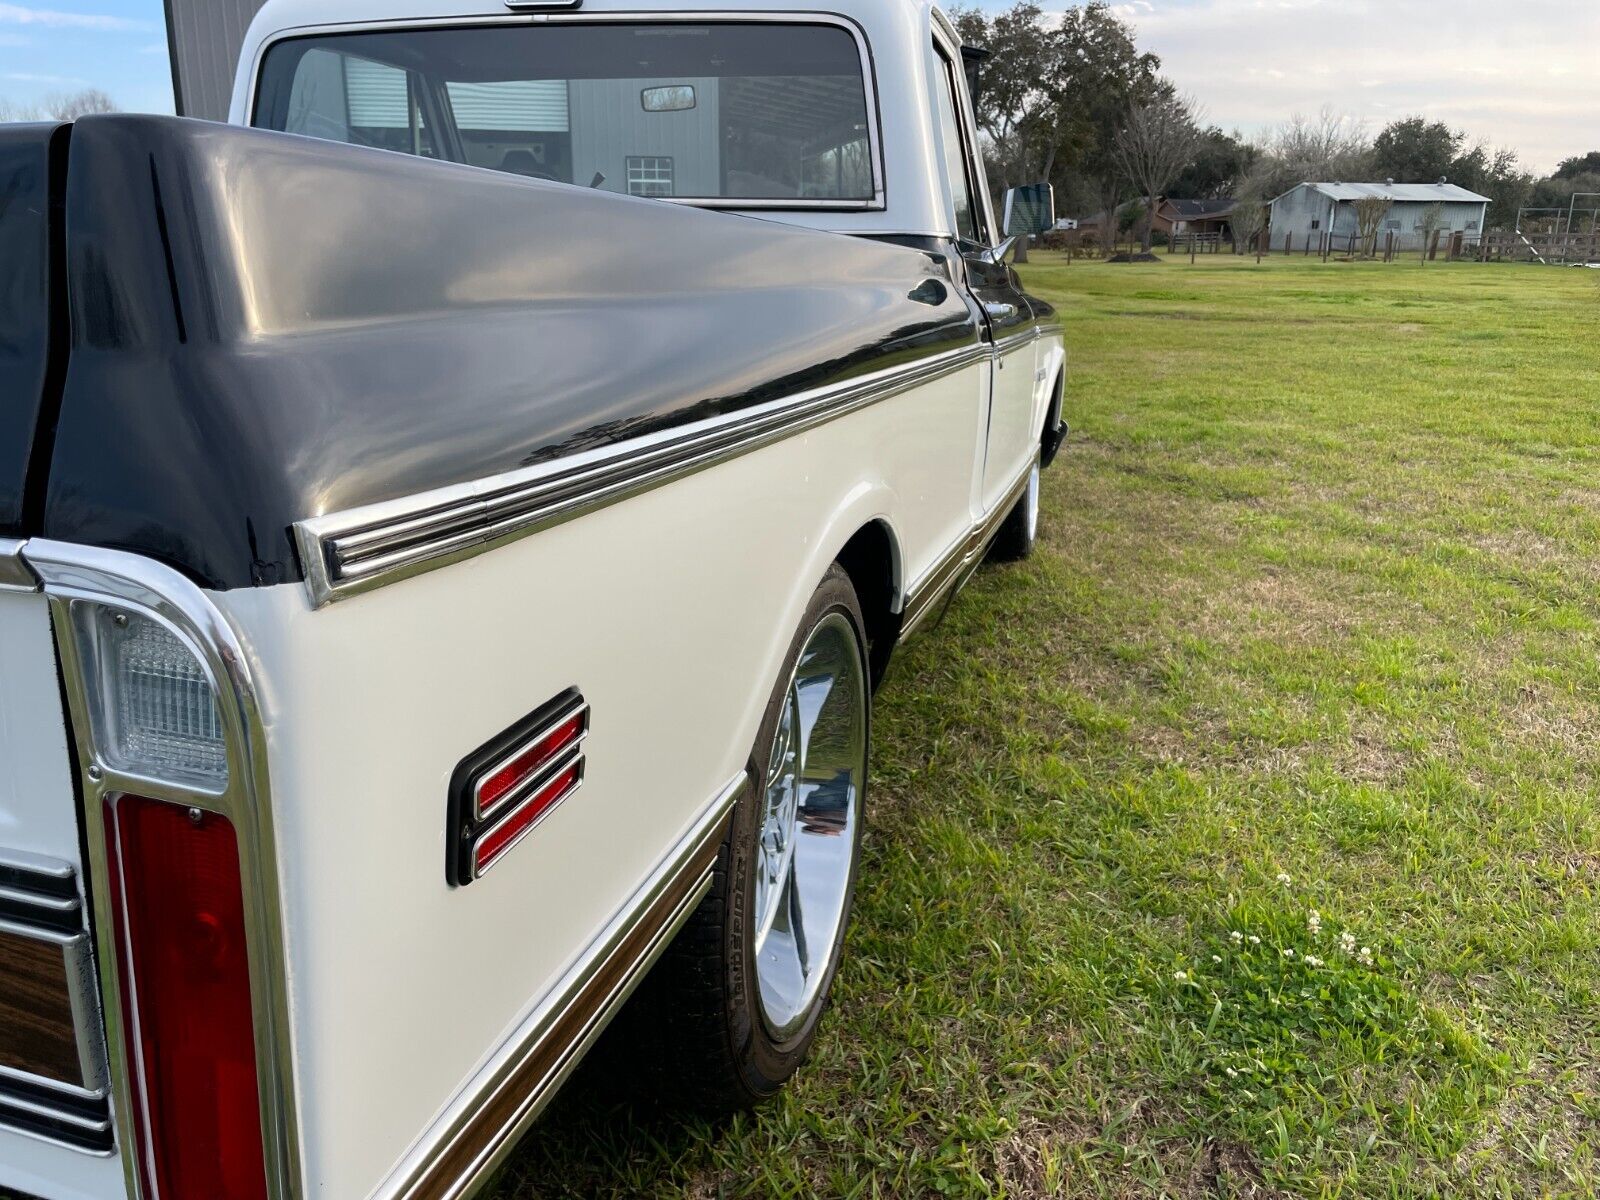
(0, 3, 1063, 1198)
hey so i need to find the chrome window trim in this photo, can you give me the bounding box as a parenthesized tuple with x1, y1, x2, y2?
(246, 9, 888, 212)
(0, 538, 38, 593)
(295, 340, 989, 607)
(22, 541, 302, 1200)
(384, 772, 743, 1200)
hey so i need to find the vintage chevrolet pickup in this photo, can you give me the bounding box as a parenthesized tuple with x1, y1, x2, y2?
(0, 0, 1065, 1196)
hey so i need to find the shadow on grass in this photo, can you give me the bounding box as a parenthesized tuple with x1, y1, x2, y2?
(486, 1030, 731, 1200)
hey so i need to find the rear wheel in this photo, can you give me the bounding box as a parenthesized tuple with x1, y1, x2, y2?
(628, 564, 867, 1110)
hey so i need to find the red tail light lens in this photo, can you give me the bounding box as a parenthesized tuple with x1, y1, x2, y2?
(474, 710, 586, 819)
(474, 761, 583, 876)
(105, 795, 269, 1200)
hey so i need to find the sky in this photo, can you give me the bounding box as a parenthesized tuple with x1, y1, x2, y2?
(0, 0, 1594, 174)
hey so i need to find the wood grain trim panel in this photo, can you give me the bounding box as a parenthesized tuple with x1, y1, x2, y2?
(0, 930, 82, 1086)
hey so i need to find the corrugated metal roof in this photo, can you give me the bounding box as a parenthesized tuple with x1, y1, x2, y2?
(1285, 181, 1491, 204)
(1163, 197, 1236, 217)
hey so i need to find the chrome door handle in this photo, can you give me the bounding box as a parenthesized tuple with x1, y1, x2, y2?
(983, 302, 1018, 320)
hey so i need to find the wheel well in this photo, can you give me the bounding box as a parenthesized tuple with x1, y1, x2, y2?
(835, 520, 900, 690)
(1040, 368, 1067, 468)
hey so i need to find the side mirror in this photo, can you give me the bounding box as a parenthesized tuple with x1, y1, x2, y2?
(1002, 183, 1055, 237)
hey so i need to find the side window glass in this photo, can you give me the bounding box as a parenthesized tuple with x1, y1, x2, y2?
(931, 45, 978, 243)
(284, 49, 438, 158)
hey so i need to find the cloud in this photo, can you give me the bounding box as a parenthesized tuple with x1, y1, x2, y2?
(5, 70, 89, 85)
(0, 3, 149, 31)
(1041, 0, 1600, 174)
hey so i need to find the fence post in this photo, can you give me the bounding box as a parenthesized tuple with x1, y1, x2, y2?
(1284, 231, 1292, 255)
(1190, 233, 1196, 264)
(1384, 231, 1394, 262)
(1256, 227, 1264, 263)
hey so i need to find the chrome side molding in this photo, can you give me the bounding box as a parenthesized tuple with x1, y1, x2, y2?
(900, 460, 1034, 639)
(0, 539, 38, 593)
(385, 773, 743, 1200)
(294, 343, 990, 608)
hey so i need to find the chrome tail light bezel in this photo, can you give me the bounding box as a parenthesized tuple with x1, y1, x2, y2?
(23, 540, 301, 1200)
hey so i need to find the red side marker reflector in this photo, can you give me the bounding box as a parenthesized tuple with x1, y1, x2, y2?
(475, 711, 585, 819)
(475, 762, 582, 876)
(105, 795, 269, 1200)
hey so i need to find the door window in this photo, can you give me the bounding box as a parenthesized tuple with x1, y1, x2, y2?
(928, 41, 985, 244)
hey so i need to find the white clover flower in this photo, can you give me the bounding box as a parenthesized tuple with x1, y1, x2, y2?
(1276, 872, 1292, 885)
(1358, 947, 1374, 966)
(1304, 955, 1324, 967)
(1248, 935, 1261, 945)
(1307, 910, 1321, 934)
(1281, 948, 1294, 958)
(1174, 970, 1189, 982)
(1212, 955, 1223, 964)
(1339, 931, 1357, 953)
(1229, 930, 1244, 944)
(1224, 1066, 1239, 1078)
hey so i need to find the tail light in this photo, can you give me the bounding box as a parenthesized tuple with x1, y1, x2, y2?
(48, 596, 277, 1200)
(105, 795, 268, 1200)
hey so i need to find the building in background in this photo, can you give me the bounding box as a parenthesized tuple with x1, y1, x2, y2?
(1270, 181, 1491, 250)
(165, 0, 267, 121)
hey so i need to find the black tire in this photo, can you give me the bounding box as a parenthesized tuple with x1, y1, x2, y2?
(987, 459, 1041, 563)
(623, 564, 868, 1112)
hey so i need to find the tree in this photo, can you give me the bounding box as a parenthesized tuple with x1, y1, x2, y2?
(0, 88, 117, 122)
(956, 1, 1162, 251)
(1415, 202, 1445, 262)
(1372, 116, 1460, 183)
(1169, 127, 1255, 199)
(1230, 199, 1267, 254)
(1243, 107, 1372, 202)
(1353, 196, 1392, 258)
(1113, 92, 1202, 252)
(1555, 151, 1600, 179)
(43, 89, 116, 120)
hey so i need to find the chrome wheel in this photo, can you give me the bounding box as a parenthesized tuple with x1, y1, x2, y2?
(753, 610, 865, 1040)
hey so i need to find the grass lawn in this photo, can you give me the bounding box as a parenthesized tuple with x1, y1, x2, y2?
(496, 254, 1600, 1198)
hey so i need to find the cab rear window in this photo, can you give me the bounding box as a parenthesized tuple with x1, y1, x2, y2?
(253, 21, 880, 205)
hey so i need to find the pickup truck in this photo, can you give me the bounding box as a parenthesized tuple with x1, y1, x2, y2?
(0, 0, 1065, 1196)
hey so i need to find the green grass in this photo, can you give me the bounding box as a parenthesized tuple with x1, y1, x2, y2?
(495, 255, 1600, 1198)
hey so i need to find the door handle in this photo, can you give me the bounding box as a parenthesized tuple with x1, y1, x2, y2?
(983, 302, 1018, 321)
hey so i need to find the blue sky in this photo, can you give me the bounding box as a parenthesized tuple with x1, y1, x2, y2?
(0, 1, 172, 114)
(2, 0, 1595, 172)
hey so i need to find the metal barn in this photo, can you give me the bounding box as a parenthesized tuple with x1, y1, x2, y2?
(1270, 181, 1491, 251)
(164, 0, 269, 121)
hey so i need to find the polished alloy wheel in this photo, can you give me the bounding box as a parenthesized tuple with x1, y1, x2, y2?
(752, 610, 865, 1039)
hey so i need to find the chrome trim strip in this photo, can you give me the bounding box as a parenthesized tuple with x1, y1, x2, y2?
(471, 701, 590, 822)
(471, 754, 585, 879)
(0, 538, 38, 593)
(384, 772, 744, 1200)
(0, 852, 111, 1124)
(992, 326, 1040, 357)
(900, 459, 1034, 639)
(247, 11, 887, 213)
(296, 341, 988, 607)
(23, 541, 301, 1200)
(0, 1089, 111, 1136)
(0, 1062, 105, 1106)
